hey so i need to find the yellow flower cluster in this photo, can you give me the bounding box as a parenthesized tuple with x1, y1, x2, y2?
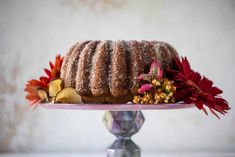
(133, 79, 176, 104)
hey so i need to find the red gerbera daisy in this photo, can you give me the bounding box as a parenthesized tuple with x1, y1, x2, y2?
(167, 57, 230, 119)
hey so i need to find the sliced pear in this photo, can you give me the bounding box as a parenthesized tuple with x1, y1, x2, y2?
(55, 87, 82, 104)
(49, 78, 64, 97)
(37, 89, 49, 102)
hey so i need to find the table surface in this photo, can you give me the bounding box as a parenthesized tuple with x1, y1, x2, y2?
(1, 152, 235, 157)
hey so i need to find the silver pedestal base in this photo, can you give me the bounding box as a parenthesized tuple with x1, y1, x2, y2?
(107, 139, 140, 157)
(103, 111, 145, 157)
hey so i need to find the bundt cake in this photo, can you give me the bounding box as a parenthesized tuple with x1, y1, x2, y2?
(61, 40, 178, 103)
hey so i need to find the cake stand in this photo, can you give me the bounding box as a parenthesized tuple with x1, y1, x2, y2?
(40, 103, 194, 157)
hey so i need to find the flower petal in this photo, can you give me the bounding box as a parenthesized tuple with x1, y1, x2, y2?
(49, 61, 54, 70)
(149, 60, 163, 79)
(211, 87, 223, 96)
(138, 74, 151, 82)
(44, 68, 52, 79)
(209, 108, 220, 119)
(201, 107, 208, 115)
(138, 84, 153, 93)
(166, 56, 230, 118)
(199, 77, 213, 92)
(195, 99, 203, 109)
(181, 57, 192, 77)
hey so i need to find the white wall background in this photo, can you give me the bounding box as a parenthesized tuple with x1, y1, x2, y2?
(0, 0, 235, 153)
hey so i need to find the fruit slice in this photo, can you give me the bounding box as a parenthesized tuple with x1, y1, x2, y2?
(37, 89, 49, 102)
(49, 78, 64, 97)
(55, 87, 82, 104)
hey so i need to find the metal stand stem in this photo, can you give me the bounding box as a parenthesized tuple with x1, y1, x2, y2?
(103, 111, 145, 157)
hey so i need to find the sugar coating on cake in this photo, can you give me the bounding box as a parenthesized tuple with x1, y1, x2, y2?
(61, 40, 178, 103)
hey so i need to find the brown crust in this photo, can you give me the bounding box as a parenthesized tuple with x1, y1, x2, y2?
(82, 94, 133, 103)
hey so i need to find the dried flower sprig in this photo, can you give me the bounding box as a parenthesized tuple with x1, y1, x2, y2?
(133, 78, 176, 104)
(133, 61, 176, 104)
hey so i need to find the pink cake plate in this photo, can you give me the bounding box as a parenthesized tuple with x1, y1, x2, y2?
(40, 103, 194, 111)
(40, 103, 194, 157)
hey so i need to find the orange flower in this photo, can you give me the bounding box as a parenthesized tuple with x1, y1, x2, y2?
(24, 55, 64, 106)
(24, 77, 49, 106)
(44, 55, 64, 80)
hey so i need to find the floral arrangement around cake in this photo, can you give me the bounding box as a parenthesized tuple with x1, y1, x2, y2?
(25, 54, 230, 119)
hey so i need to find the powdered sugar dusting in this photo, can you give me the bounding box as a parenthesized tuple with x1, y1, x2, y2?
(75, 41, 100, 95)
(64, 41, 90, 87)
(90, 40, 111, 96)
(163, 42, 179, 59)
(149, 41, 162, 64)
(110, 40, 128, 97)
(127, 40, 143, 94)
(108, 41, 113, 91)
(160, 42, 173, 70)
